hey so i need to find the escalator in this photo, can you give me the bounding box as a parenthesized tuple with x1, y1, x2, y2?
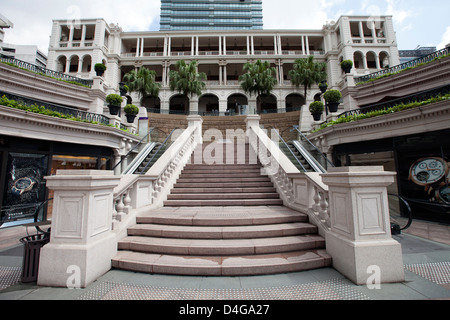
(269, 126, 334, 173)
(115, 128, 179, 175)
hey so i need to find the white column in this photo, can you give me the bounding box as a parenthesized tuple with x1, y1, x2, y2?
(140, 38, 144, 56)
(305, 36, 310, 55)
(191, 36, 195, 56)
(196, 36, 199, 55)
(223, 36, 227, 55)
(278, 35, 282, 55)
(301, 36, 305, 55)
(218, 35, 222, 55)
(136, 38, 140, 57)
(168, 36, 171, 56)
(274, 35, 278, 55)
(81, 25, 86, 47)
(359, 21, 365, 43)
(251, 36, 255, 55)
(247, 36, 250, 55)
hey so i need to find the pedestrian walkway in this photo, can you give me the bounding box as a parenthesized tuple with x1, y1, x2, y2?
(0, 222, 449, 302)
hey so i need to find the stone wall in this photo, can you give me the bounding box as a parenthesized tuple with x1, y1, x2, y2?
(146, 111, 301, 142)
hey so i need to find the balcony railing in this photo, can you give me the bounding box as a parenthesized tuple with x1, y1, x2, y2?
(355, 47, 450, 84)
(337, 84, 450, 119)
(0, 56, 93, 88)
(0, 90, 110, 125)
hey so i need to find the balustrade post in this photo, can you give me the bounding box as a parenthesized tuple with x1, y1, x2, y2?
(321, 166, 404, 285)
(38, 170, 121, 288)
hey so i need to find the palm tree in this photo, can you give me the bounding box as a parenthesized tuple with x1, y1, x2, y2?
(239, 60, 277, 112)
(169, 60, 207, 114)
(123, 67, 160, 105)
(289, 56, 327, 100)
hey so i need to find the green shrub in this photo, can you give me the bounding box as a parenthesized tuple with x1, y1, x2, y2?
(94, 63, 107, 72)
(323, 89, 342, 103)
(340, 60, 353, 69)
(309, 101, 324, 113)
(105, 94, 123, 106)
(124, 104, 139, 115)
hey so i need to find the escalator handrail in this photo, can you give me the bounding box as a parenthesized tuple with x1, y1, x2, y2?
(266, 126, 307, 172)
(292, 126, 335, 168)
(291, 141, 327, 173)
(137, 127, 180, 174)
(388, 193, 413, 231)
(112, 127, 160, 171)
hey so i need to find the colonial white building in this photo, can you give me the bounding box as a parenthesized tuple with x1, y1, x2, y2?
(46, 15, 400, 131)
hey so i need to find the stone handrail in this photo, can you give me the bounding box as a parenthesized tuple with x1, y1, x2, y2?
(112, 122, 200, 231)
(247, 120, 331, 236)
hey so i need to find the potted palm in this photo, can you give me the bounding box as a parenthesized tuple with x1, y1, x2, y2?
(340, 60, 353, 74)
(323, 89, 342, 113)
(105, 93, 123, 115)
(309, 101, 324, 121)
(94, 63, 107, 77)
(124, 104, 139, 123)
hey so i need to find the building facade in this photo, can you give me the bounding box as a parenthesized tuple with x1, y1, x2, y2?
(160, 0, 263, 31)
(46, 15, 400, 131)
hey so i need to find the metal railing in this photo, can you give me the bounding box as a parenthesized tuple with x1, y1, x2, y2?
(135, 127, 180, 174)
(337, 84, 450, 119)
(291, 126, 335, 170)
(267, 126, 307, 172)
(0, 55, 93, 87)
(355, 46, 450, 84)
(0, 90, 110, 125)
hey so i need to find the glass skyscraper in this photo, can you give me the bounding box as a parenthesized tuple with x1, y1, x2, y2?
(160, 0, 263, 31)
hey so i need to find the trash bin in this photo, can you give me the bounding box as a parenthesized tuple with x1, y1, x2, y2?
(20, 233, 50, 283)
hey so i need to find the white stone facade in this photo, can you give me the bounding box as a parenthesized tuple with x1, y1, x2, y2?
(46, 16, 400, 131)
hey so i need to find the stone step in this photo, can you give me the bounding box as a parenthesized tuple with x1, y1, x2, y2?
(163, 199, 284, 207)
(170, 187, 277, 194)
(127, 222, 317, 239)
(179, 172, 265, 178)
(118, 235, 325, 256)
(136, 206, 309, 226)
(176, 177, 271, 183)
(167, 193, 280, 200)
(112, 249, 331, 276)
(173, 181, 275, 188)
(185, 164, 261, 170)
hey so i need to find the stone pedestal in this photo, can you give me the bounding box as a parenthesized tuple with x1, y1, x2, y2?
(322, 166, 404, 285)
(38, 170, 121, 288)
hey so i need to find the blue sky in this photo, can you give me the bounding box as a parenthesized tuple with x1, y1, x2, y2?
(2, 0, 449, 54)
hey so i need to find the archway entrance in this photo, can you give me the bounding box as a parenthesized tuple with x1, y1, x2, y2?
(199, 94, 219, 115)
(285, 93, 305, 112)
(169, 94, 189, 114)
(227, 94, 248, 115)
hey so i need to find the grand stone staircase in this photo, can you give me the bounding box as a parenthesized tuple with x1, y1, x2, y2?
(112, 143, 331, 276)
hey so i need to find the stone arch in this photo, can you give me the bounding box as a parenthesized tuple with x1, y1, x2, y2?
(169, 94, 189, 114)
(353, 51, 365, 69)
(227, 93, 249, 114)
(69, 55, 79, 73)
(198, 93, 219, 115)
(379, 51, 390, 68)
(259, 94, 277, 114)
(285, 93, 305, 111)
(366, 51, 377, 69)
(56, 55, 67, 73)
(142, 96, 161, 113)
(81, 54, 92, 73)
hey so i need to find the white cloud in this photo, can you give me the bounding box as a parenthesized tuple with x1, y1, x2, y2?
(385, 0, 413, 24)
(437, 26, 450, 49)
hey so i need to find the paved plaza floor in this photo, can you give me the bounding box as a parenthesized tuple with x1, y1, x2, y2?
(0, 220, 449, 309)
